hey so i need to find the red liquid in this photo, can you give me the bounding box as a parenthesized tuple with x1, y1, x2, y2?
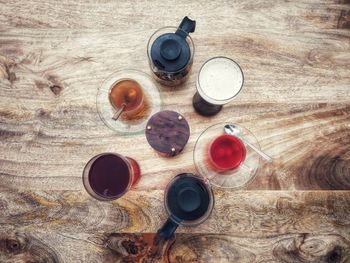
(88, 154, 140, 199)
(209, 135, 246, 171)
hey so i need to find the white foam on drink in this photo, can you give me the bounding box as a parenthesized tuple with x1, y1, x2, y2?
(197, 57, 243, 105)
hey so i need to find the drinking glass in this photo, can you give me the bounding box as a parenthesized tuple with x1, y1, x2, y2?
(192, 56, 244, 116)
(83, 153, 141, 201)
(97, 69, 162, 134)
(193, 123, 260, 189)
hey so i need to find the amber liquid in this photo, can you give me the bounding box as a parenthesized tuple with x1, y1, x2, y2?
(109, 79, 144, 117)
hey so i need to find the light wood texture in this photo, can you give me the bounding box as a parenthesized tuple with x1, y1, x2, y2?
(0, 0, 350, 262)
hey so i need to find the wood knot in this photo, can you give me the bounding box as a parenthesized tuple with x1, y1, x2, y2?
(36, 108, 50, 118)
(49, 85, 62, 96)
(122, 240, 138, 255)
(0, 60, 17, 83)
(46, 74, 64, 96)
(337, 10, 350, 29)
(307, 49, 323, 64)
(326, 246, 342, 263)
(6, 239, 22, 253)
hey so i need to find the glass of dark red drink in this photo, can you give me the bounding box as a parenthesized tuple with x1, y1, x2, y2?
(83, 153, 141, 201)
(194, 123, 260, 189)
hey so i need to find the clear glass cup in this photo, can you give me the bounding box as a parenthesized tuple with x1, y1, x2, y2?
(157, 173, 214, 240)
(97, 69, 162, 134)
(193, 123, 260, 189)
(192, 56, 244, 116)
(83, 153, 141, 201)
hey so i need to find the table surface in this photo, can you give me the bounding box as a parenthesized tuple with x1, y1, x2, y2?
(1, 0, 350, 262)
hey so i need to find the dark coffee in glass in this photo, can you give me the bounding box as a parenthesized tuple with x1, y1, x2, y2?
(157, 173, 214, 240)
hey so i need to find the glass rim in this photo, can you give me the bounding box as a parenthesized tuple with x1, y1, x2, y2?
(196, 56, 244, 105)
(96, 68, 162, 135)
(164, 173, 214, 227)
(193, 122, 260, 189)
(82, 152, 134, 201)
(147, 26, 195, 74)
(107, 78, 145, 112)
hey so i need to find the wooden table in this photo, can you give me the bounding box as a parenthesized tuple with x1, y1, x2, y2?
(1, 0, 350, 262)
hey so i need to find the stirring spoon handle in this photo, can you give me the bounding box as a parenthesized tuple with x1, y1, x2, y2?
(241, 138, 273, 162)
(112, 103, 126, 121)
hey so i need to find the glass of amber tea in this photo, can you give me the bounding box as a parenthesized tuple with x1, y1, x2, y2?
(109, 79, 145, 120)
(97, 69, 162, 134)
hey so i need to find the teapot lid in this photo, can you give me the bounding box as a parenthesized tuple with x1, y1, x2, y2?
(150, 17, 196, 73)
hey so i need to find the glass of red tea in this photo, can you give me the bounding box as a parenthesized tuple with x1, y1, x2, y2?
(194, 123, 260, 189)
(208, 134, 246, 172)
(83, 153, 141, 201)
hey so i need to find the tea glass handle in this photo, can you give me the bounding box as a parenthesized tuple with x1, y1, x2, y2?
(176, 16, 196, 38)
(157, 217, 179, 241)
(241, 137, 273, 163)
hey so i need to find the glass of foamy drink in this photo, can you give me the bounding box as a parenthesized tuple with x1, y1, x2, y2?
(192, 57, 244, 116)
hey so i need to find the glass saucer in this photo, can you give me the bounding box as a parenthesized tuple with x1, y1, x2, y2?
(193, 123, 261, 189)
(96, 69, 162, 134)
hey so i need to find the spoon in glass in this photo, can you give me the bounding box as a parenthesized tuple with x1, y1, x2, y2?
(224, 124, 273, 163)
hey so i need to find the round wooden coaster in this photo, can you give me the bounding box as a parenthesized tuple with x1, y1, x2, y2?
(145, 110, 190, 157)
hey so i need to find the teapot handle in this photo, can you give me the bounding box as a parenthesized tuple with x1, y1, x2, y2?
(156, 217, 179, 241)
(176, 16, 196, 38)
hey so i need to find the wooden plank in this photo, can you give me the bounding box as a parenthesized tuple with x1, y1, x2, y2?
(0, 191, 350, 263)
(1, 231, 349, 263)
(0, 0, 349, 31)
(1, 190, 349, 235)
(1, 190, 349, 262)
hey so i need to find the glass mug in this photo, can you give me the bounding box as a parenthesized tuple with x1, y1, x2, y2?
(157, 173, 214, 240)
(147, 16, 196, 86)
(83, 153, 141, 201)
(193, 56, 244, 116)
(193, 123, 261, 189)
(96, 69, 162, 134)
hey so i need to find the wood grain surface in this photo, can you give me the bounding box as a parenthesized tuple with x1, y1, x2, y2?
(1, 191, 350, 262)
(0, 0, 350, 262)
